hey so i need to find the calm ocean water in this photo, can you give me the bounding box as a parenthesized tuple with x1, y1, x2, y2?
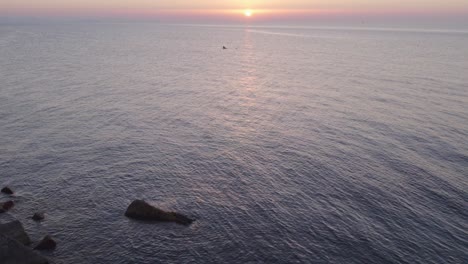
(0, 23, 467, 264)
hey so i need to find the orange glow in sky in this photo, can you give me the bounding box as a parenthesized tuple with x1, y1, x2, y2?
(3, 0, 468, 10)
(1, 0, 468, 23)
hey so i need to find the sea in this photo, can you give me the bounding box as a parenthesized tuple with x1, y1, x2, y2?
(0, 22, 467, 264)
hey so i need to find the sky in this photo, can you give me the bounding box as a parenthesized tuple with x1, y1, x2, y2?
(2, 0, 468, 27)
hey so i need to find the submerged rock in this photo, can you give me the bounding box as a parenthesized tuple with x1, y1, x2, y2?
(34, 235, 56, 251)
(0, 220, 31, 245)
(1, 200, 14, 211)
(32, 212, 45, 222)
(1, 187, 13, 195)
(125, 200, 194, 225)
(0, 235, 49, 264)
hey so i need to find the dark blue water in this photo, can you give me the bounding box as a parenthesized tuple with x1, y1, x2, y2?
(0, 23, 467, 263)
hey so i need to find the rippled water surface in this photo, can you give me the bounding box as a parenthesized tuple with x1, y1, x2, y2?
(0, 23, 467, 263)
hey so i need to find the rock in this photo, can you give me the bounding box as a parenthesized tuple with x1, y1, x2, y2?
(0, 235, 49, 264)
(32, 212, 45, 222)
(125, 200, 194, 225)
(1, 187, 13, 195)
(223, 46, 227, 49)
(0, 220, 31, 245)
(34, 235, 56, 251)
(1, 200, 14, 211)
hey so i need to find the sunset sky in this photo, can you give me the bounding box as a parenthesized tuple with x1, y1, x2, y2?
(2, 0, 468, 26)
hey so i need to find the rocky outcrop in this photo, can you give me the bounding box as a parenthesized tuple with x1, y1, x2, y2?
(32, 212, 45, 222)
(0, 188, 51, 263)
(0, 235, 49, 264)
(1, 187, 13, 195)
(34, 235, 56, 251)
(125, 200, 194, 225)
(0, 220, 31, 245)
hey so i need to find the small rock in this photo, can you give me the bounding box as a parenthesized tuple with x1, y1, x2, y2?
(34, 235, 56, 251)
(32, 212, 45, 221)
(125, 200, 194, 225)
(1, 200, 14, 211)
(0, 220, 31, 245)
(1, 186, 13, 195)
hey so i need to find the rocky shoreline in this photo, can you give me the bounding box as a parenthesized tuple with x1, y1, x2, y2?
(0, 186, 194, 263)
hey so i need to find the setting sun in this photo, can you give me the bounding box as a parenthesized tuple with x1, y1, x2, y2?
(244, 9, 253, 17)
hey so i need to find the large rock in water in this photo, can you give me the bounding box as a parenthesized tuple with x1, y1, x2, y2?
(1, 187, 14, 195)
(0, 235, 49, 264)
(125, 200, 194, 225)
(0, 220, 31, 245)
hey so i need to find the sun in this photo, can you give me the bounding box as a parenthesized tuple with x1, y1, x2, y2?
(244, 9, 253, 17)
